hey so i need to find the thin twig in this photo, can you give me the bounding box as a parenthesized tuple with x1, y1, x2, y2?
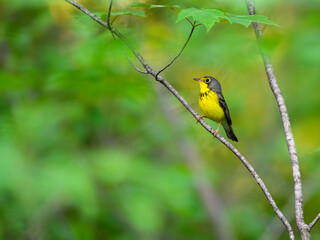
(107, 0, 113, 27)
(65, 1, 294, 238)
(245, 0, 306, 239)
(127, 55, 148, 74)
(154, 7, 200, 77)
(107, 1, 115, 39)
(156, 24, 196, 77)
(65, 0, 109, 29)
(308, 213, 320, 231)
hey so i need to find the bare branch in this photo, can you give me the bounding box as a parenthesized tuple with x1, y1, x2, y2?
(308, 213, 320, 231)
(107, 0, 113, 27)
(156, 24, 196, 77)
(127, 55, 148, 74)
(245, 0, 306, 239)
(65, 0, 110, 29)
(65, 1, 294, 238)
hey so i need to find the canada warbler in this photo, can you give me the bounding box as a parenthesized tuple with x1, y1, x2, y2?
(193, 76, 238, 142)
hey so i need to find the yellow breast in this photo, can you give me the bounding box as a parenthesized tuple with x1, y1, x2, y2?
(198, 87, 225, 123)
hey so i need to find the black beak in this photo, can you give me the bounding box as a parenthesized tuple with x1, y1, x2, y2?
(193, 78, 201, 81)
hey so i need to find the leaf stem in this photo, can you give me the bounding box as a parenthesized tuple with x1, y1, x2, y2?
(171, 7, 193, 26)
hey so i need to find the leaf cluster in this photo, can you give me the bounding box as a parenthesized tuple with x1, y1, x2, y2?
(106, 2, 279, 31)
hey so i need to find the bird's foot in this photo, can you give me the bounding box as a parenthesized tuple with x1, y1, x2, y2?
(212, 130, 219, 137)
(212, 121, 221, 138)
(196, 115, 206, 123)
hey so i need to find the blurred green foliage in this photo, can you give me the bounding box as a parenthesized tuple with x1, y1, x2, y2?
(0, 0, 319, 240)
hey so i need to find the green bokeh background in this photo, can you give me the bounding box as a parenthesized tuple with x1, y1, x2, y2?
(0, 0, 319, 239)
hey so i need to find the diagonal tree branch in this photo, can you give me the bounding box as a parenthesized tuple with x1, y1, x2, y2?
(65, 1, 294, 239)
(245, 1, 309, 239)
(308, 213, 320, 231)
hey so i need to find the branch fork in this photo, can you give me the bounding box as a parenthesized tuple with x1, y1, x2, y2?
(308, 213, 320, 231)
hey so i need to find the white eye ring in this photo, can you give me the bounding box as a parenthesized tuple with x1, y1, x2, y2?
(205, 78, 210, 83)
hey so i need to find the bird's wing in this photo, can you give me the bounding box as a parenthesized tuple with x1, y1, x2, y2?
(217, 92, 232, 125)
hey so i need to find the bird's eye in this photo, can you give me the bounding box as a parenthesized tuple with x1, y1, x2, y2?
(205, 78, 211, 83)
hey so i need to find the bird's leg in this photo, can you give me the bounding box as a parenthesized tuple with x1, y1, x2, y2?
(213, 121, 221, 137)
(196, 115, 207, 123)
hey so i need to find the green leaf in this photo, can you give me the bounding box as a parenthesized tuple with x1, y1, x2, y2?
(176, 8, 197, 22)
(127, 2, 180, 9)
(176, 8, 228, 32)
(226, 13, 279, 28)
(111, 10, 146, 18)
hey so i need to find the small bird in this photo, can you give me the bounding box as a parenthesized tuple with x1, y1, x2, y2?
(194, 76, 238, 142)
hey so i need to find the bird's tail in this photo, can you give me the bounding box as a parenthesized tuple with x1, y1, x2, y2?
(222, 122, 238, 142)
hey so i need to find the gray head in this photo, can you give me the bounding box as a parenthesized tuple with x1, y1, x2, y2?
(193, 76, 222, 93)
